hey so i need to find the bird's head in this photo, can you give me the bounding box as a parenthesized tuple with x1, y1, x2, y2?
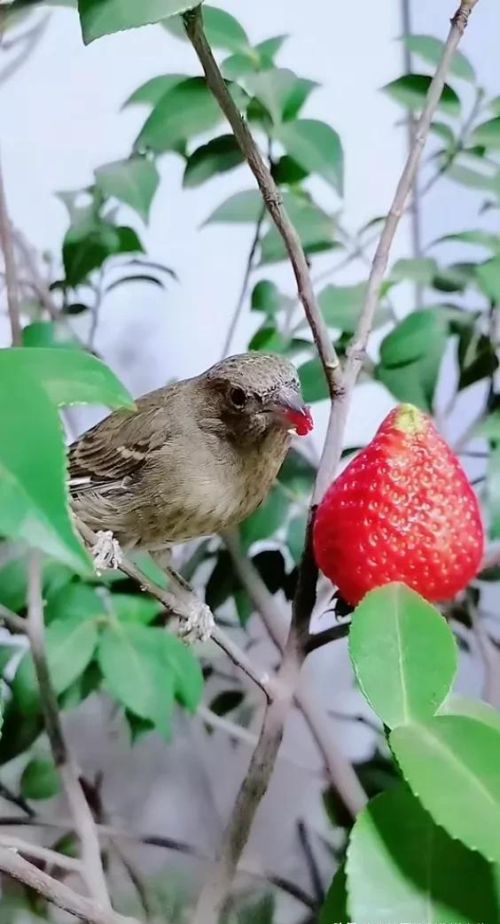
(200, 352, 313, 444)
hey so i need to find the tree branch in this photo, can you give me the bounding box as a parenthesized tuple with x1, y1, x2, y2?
(26, 553, 112, 909)
(0, 153, 22, 344)
(315, 0, 480, 501)
(0, 834, 82, 874)
(183, 6, 342, 400)
(183, 2, 480, 918)
(75, 518, 273, 700)
(0, 846, 139, 924)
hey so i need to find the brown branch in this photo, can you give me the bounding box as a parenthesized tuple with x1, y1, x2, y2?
(0, 846, 139, 924)
(0, 153, 22, 344)
(26, 553, 112, 909)
(0, 834, 82, 874)
(183, 5, 342, 401)
(315, 0, 480, 501)
(183, 2, 480, 919)
(75, 518, 273, 700)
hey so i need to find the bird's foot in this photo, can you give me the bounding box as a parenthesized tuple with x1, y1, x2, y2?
(91, 530, 122, 572)
(177, 600, 215, 645)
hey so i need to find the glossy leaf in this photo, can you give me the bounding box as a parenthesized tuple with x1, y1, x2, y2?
(476, 256, 500, 302)
(63, 212, 143, 286)
(319, 863, 348, 924)
(98, 623, 174, 738)
(246, 68, 318, 124)
(136, 78, 224, 153)
(241, 486, 288, 548)
(402, 35, 475, 83)
(22, 321, 80, 349)
(204, 189, 263, 224)
(349, 584, 457, 728)
(183, 135, 244, 187)
(457, 327, 499, 391)
(163, 5, 250, 53)
(275, 119, 343, 193)
(380, 309, 447, 367)
(123, 74, 186, 108)
(111, 594, 163, 625)
(260, 191, 336, 264)
(78, 0, 202, 44)
(471, 117, 500, 150)
(383, 74, 461, 116)
(251, 280, 283, 314)
(347, 785, 499, 924)
(15, 615, 99, 713)
(95, 157, 159, 223)
(391, 257, 438, 285)
(391, 715, 500, 864)
(21, 757, 60, 801)
(319, 282, 389, 334)
(439, 694, 500, 734)
(0, 349, 132, 573)
(298, 358, 329, 403)
(162, 632, 203, 711)
(432, 230, 500, 252)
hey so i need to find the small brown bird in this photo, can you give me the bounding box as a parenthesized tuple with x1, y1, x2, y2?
(69, 352, 313, 555)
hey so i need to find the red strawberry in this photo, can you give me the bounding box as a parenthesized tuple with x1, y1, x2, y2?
(313, 404, 484, 605)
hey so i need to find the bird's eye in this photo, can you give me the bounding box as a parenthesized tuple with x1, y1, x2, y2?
(229, 386, 247, 409)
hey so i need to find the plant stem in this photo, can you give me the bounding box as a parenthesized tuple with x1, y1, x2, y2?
(183, 6, 342, 400)
(26, 554, 112, 910)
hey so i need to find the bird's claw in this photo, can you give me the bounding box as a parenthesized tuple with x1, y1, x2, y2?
(178, 601, 215, 644)
(91, 530, 122, 572)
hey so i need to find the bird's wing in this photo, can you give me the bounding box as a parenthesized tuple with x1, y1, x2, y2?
(68, 404, 168, 493)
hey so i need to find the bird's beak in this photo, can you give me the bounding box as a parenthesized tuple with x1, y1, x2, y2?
(266, 387, 313, 437)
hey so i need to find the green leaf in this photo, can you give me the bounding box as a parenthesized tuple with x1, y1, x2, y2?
(383, 74, 461, 116)
(183, 135, 244, 187)
(245, 68, 318, 124)
(15, 615, 98, 714)
(95, 157, 159, 223)
(349, 584, 457, 728)
(447, 161, 500, 193)
(391, 257, 438, 285)
(22, 321, 80, 349)
(241, 486, 288, 549)
(439, 694, 500, 734)
(44, 583, 103, 624)
(402, 35, 476, 83)
(21, 757, 60, 801)
(457, 328, 498, 391)
(377, 309, 447, 411)
(318, 282, 390, 334)
(432, 230, 500, 254)
(319, 863, 348, 924)
(162, 632, 203, 711)
(0, 556, 28, 612)
(98, 623, 174, 737)
(346, 784, 499, 924)
(205, 189, 263, 224)
(110, 593, 163, 625)
(251, 280, 283, 315)
(298, 358, 329, 403)
(136, 77, 242, 154)
(380, 309, 447, 366)
(123, 74, 186, 108)
(237, 894, 275, 924)
(63, 208, 143, 286)
(259, 191, 336, 264)
(275, 119, 343, 194)
(0, 349, 132, 573)
(77, 0, 202, 44)
(476, 256, 500, 302)
(391, 715, 500, 865)
(471, 117, 500, 149)
(163, 5, 250, 53)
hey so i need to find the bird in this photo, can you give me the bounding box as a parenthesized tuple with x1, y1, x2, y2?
(69, 352, 313, 557)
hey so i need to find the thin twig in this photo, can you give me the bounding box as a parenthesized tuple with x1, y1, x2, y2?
(26, 553, 112, 909)
(297, 820, 324, 904)
(0, 846, 139, 924)
(0, 834, 82, 873)
(315, 0, 480, 502)
(0, 814, 316, 911)
(183, 5, 342, 400)
(221, 205, 266, 358)
(400, 0, 423, 308)
(75, 518, 272, 700)
(0, 153, 22, 344)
